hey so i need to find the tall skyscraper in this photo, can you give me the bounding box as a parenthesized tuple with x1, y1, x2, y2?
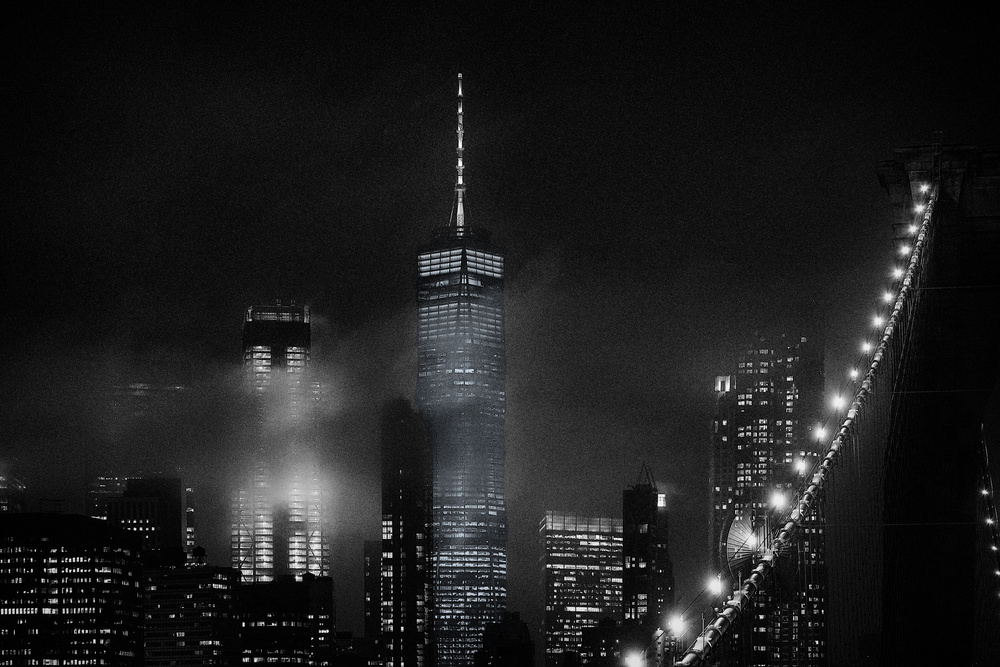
(540, 512, 623, 667)
(622, 466, 675, 632)
(711, 334, 827, 666)
(231, 301, 328, 583)
(380, 398, 432, 667)
(416, 74, 508, 666)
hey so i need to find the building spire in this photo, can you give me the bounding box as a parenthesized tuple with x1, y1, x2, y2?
(454, 73, 465, 228)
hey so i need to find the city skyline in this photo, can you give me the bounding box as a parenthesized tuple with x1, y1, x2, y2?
(4, 3, 998, 647)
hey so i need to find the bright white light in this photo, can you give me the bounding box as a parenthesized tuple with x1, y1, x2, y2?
(625, 652, 644, 667)
(992, 545, 998, 552)
(669, 614, 686, 636)
(892, 266, 904, 279)
(832, 395, 846, 410)
(747, 534, 758, 548)
(849, 368, 859, 380)
(708, 577, 723, 596)
(873, 316, 884, 327)
(982, 489, 989, 496)
(795, 459, 807, 474)
(908, 224, 918, 234)
(988, 518, 996, 526)
(920, 183, 930, 193)
(770, 490, 787, 510)
(882, 291, 894, 303)
(862, 341, 872, 353)
(899, 244, 911, 256)
(815, 426, 828, 440)
(914, 204, 926, 213)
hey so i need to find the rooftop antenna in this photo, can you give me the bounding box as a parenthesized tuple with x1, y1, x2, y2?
(454, 73, 465, 228)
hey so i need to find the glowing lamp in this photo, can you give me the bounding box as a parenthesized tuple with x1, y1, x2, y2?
(914, 204, 926, 213)
(862, 341, 872, 353)
(899, 244, 911, 256)
(882, 291, 894, 303)
(708, 577, 723, 596)
(982, 489, 989, 496)
(849, 368, 859, 380)
(873, 316, 884, 327)
(920, 183, 930, 193)
(795, 459, 807, 474)
(770, 490, 787, 510)
(892, 266, 904, 279)
(669, 615, 686, 636)
(908, 224, 918, 234)
(832, 395, 846, 410)
(747, 534, 758, 548)
(815, 426, 828, 440)
(988, 518, 996, 526)
(625, 652, 644, 667)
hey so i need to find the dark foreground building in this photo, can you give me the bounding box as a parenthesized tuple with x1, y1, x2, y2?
(380, 398, 433, 667)
(144, 564, 241, 666)
(0, 513, 144, 665)
(239, 574, 335, 664)
(416, 75, 508, 665)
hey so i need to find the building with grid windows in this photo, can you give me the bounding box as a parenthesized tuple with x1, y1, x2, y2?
(0, 513, 144, 665)
(622, 466, 674, 634)
(380, 398, 432, 667)
(711, 334, 827, 666)
(416, 73, 508, 667)
(231, 301, 328, 583)
(540, 512, 623, 667)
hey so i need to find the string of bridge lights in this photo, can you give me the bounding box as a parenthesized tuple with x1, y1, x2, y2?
(668, 181, 975, 666)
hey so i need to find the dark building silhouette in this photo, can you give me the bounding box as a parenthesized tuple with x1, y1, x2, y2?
(473, 612, 534, 667)
(363, 538, 381, 653)
(416, 75, 507, 666)
(87, 473, 136, 519)
(144, 563, 241, 666)
(380, 399, 432, 667)
(0, 463, 26, 513)
(540, 512, 622, 667)
(107, 476, 189, 567)
(231, 301, 328, 583)
(711, 334, 826, 666)
(239, 574, 335, 665)
(622, 465, 675, 636)
(0, 513, 143, 664)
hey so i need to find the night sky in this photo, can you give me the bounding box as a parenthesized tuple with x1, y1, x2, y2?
(4, 3, 998, 638)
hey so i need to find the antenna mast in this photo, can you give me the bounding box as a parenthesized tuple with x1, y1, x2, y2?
(455, 73, 465, 228)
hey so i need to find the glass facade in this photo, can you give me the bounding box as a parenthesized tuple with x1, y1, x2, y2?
(416, 226, 507, 667)
(711, 334, 827, 666)
(232, 302, 328, 583)
(541, 512, 623, 667)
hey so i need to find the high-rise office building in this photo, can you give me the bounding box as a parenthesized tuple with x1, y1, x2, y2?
(540, 512, 623, 667)
(416, 74, 508, 666)
(231, 301, 328, 583)
(239, 574, 336, 665)
(622, 466, 675, 633)
(107, 476, 190, 566)
(711, 334, 827, 666)
(380, 398, 432, 667)
(0, 513, 144, 664)
(144, 564, 241, 666)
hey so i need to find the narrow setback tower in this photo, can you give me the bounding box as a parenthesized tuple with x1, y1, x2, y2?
(416, 74, 508, 667)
